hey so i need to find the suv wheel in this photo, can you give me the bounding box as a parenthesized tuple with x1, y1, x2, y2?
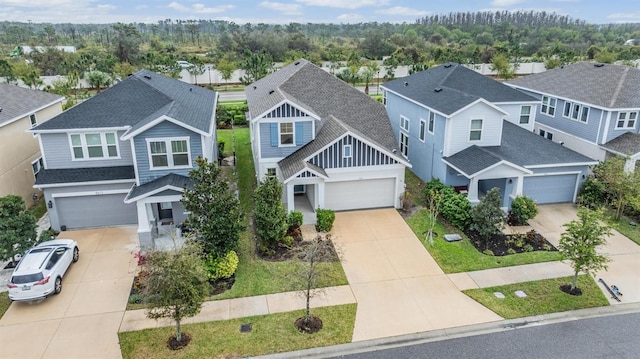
(73, 247, 79, 262)
(54, 277, 62, 295)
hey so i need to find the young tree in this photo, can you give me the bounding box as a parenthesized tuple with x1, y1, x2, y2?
(254, 176, 288, 254)
(558, 208, 612, 293)
(143, 243, 209, 347)
(239, 50, 274, 85)
(425, 189, 442, 246)
(0, 195, 37, 266)
(86, 70, 112, 91)
(489, 52, 515, 80)
(593, 156, 640, 220)
(469, 188, 505, 249)
(181, 157, 244, 258)
(216, 58, 236, 90)
(186, 57, 205, 85)
(359, 65, 375, 95)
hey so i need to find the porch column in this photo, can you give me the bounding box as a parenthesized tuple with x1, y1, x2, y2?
(317, 182, 326, 209)
(512, 175, 524, 197)
(624, 158, 636, 173)
(136, 201, 153, 250)
(286, 184, 295, 212)
(467, 177, 480, 204)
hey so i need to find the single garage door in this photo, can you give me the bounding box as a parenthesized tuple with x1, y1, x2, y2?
(57, 193, 137, 230)
(325, 178, 395, 211)
(523, 174, 577, 204)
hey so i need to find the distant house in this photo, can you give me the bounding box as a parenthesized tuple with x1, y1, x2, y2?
(20, 46, 76, 55)
(245, 59, 409, 220)
(0, 84, 64, 205)
(31, 70, 218, 246)
(507, 62, 640, 172)
(382, 63, 596, 207)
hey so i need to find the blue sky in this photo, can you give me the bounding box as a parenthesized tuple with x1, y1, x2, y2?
(0, 0, 638, 24)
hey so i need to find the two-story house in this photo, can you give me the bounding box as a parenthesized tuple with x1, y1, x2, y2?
(30, 70, 217, 247)
(246, 59, 409, 219)
(382, 63, 596, 207)
(0, 84, 63, 205)
(507, 62, 640, 172)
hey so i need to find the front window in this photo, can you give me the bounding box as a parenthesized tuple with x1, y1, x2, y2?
(399, 132, 409, 157)
(428, 112, 435, 133)
(266, 168, 276, 177)
(69, 133, 119, 160)
(29, 114, 37, 127)
(400, 116, 409, 131)
(520, 105, 531, 124)
(279, 122, 294, 145)
(469, 119, 482, 141)
(419, 119, 426, 142)
(148, 138, 191, 169)
(616, 112, 638, 129)
(541, 96, 556, 116)
(343, 145, 352, 158)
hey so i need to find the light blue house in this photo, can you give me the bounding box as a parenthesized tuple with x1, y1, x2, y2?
(507, 62, 640, 172)
(381, 62, 596, 207)
(31, 70, 218, 246)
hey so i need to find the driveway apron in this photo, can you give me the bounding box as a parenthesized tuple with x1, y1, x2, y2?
(332, 209, 501, 342)
(0, 226, 138, 359)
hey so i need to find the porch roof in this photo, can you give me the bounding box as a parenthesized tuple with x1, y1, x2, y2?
(602, 132, 640, 158)
(35, 166, 135, 186)
(124, 173, 192, 203)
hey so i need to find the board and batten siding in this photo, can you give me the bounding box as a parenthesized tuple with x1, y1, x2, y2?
(40, 130, 134, 169)
(259, 120, 313, 158)
(134, 121, 202, 185)
(444, 102, 503, 157)
(309, 135, 399, 169)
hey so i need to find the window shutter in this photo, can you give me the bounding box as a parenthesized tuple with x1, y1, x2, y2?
(270, 123, 278, 146)
(295, 122, 304, 145)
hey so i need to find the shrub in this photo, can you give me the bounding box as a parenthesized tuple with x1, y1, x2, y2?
(316, 209, 336, 232)
(38, 228, 58, 242)
(254, 177, 288, 254)
(440, 187, 472, 230)
(204, 250, 239, 281)
(577, 175, 608, 209)
(216, 103, 248, 127)
(470, 188, 505, 248)
(509, 196, 538, 225)
(282, 235, 294, 247)
(424, 178, 447, 204)
(128, 293, 145, 304)
(288, 211, 304, 228)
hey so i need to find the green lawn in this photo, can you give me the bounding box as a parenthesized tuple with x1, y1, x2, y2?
(119, 304, 357, 359)
(605, 213, 640, 246)
(463, 275, 610, 319)
(0, 292, 11, 319)
(406, 209, 563, 273)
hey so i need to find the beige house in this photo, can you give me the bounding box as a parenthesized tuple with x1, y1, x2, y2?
(0, 84, 64, 206)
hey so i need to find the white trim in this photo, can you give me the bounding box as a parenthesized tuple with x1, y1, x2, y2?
(419, 118, 426, 142)
(51, 189, 130, 198)
(519, 105, 532, 125)
(121, 115, 209, 140)
(399, 131, 409, 158)
(124, 185, 185, 203)
(37, 134, 48, 170)
(428, 112, 435, 134)
(250, 99, 321, 123)
(283, 165, 329, 184)
(31, 157, 43, 179)
(468, 118, 483, 141)
(278, 121, 296, 147)
(31, 126, 130, 134)
(442, 158, 532, 178)
(1, 97, 64, 129)
(400, 115, 410, 132)
(614, 111, 638, 130)
(343, 144, 352, 158)
(137, 194, 183, 205)
(525, 161, 597, 169)
(452, 99, 509, 118)
(34, 179, 135, 189)
(146, 137, 192, 170)
(130, 139, 140, 186)
(381, 87, 450, 118)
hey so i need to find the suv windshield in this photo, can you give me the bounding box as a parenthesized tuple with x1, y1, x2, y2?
(12, 273, 44, 284)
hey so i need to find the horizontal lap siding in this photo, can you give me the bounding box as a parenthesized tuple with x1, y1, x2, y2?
(41, 131, 134, 169)
(310, 135, 398, 169)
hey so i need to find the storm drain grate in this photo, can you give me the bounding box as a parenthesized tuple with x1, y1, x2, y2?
(240, 323, 252, 333)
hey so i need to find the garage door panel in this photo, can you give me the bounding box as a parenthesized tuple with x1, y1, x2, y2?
(523, 174, 577, 204)
(57, 194, 137, 229)
(325, 178, 395, 211)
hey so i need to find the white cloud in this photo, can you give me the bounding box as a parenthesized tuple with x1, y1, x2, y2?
(336, 13, 366, 22)
(296, 0, 389, 10)
(375, 6, 430, 17)
(168, 2, 233, 14)
(490, 0, 526, 6)
(167, 2, 189, 12)
(607, 12, 640, 21)
(259, 1, 303, 15)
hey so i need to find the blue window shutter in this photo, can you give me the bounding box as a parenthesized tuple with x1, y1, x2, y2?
(270, 123, 278, 146)
(295, 122, 304, 145)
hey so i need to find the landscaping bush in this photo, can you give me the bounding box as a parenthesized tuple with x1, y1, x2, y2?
(216, 103, 248, 127)
(469, 188, 505, 249)
(254, 177, 288, 255)
(288, 211, 304, 228)
(423, 178, 471, 230)
(424, 178, 447, 203)
(577, 175, 608, 209)
(204, 250, 239, 281)
(509, 195, 538, 225)
(316, 209, 336, 232)
(38, 228, 58, 242)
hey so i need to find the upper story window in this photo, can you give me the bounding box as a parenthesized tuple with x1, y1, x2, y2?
(279, 122, 294, 146)
(419, 119, 426, 142)
(469, 119, 482, 141)
(400, 116, 410, 131)
(31, 157, 43, 176)
(29, 114, 37, 127)
(148, 138, 190, 169)
(564, 102, 589, 123)
(382, 90, 387, 106)
(343, 145, 352, 158)
(70, 133, 119, 160)
(541, 96, 556, 116)
(616, 111, 638, 129)
(520, 106, 531, 124)
(428, 112, 435, 133)
(399, 132, 409, 157)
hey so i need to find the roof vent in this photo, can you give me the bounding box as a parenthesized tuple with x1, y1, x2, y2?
(403, 81, 408, 86)
(434, 87, 443, 93)
(253, 86, 257, 90)
(0, 107, 2, 113)
(594, 63, 604, 67)
(189, 88, 193, 92)
(268, 90, 275, 94)
(444, 63, 452, 68)
(143, 75, 151, 80)
(294, 61, 300, 65)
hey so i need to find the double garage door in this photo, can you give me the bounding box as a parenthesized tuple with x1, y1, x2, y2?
(324, 178, 396, 211)
(56, 193, 137, 230)
(523, 174, 578, 204)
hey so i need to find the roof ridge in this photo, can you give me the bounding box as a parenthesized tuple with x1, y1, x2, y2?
(609, 66, 630, 108)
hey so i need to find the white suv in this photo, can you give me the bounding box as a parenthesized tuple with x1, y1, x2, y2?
(7, 239, 79, 302)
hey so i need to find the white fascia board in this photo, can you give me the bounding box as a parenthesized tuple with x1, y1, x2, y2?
(525, 161, 598, 169)
(121, 115, 208, 140)
(449, 99, 509, 118)
(34, 179, 135, 189)
(381, 87, 450, 118)
(31, 126, 130, 134)
(2, 97, 64, 129)
(124, 185, 184, 204)
(250, 99, 321, 123)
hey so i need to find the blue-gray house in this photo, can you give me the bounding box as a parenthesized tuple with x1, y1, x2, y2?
(507, 62, 640, 173)
(381, 63, 596, 207)
(30, 70, 218, 244)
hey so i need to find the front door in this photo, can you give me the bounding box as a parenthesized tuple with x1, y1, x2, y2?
(157, 202, 173, 221)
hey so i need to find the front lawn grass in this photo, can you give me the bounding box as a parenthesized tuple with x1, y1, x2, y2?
(119, 304, 357, 359)
(0, 292, 11, 319)
(406, 209, 563, 273)
(463, 275, 610, 319)
(605, 212, 640, 246)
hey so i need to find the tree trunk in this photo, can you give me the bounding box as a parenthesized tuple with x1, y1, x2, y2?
(305, 285, 311, 322)
(176, 319, 182, 342)
(571, 271, 579, 290)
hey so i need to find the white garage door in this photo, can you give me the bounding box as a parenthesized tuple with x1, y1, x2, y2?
(57, 194, 138, 230)
(324, 178, 396, 211)
(523, 174, 578, 204)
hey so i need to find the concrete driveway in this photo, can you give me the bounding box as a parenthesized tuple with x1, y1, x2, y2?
(0, 226, 138, 359)
(331, 209, 501, 342)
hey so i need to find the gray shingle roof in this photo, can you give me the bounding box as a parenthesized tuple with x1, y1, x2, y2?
(0, 84, 63, 127)
(382, 62, 536, 115)
(35, 166, 135, 186)
(602, 132, 640, 156)
(125, 173, 192, 201)
(507, 62, 640, 109)
(32, 70, 216, 133)
(444, 121, 596, 176)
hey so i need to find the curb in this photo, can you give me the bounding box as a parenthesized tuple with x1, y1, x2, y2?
(256, 302, 640, 358)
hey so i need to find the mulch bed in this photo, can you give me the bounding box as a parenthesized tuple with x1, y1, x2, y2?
(295, 316, 323, 334)
(466, 229, 557, 256)
(167, 333, 191, 350)
(257, 225, 340, 262)
(560, 284, 583, 296)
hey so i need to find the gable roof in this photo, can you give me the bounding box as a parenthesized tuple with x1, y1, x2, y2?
(507, 62, 640, 109)
(382, 62, 536, 116)
(0, 84, 63, 128)
(31, 70, 217, 134)
(125, 173, 192, 203)
(602, 132, 640, 157)
(246, 59, 398, 152)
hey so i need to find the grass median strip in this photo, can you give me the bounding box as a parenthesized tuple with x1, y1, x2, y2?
(119, 303, 357, 359)
(463, 275, 609, 319)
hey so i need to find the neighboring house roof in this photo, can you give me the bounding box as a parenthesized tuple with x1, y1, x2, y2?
(125, 173, 192, 203)
(382, 62, 536, 116)
(31, 70, 216, 134)
(246, 59, 398, 152)
(34, 166, 135, 186)
(602, 132, 640, 157)
(507, 62, 640, 109)
(0, 84, 63, 128)
(444, 121, 596, 177)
